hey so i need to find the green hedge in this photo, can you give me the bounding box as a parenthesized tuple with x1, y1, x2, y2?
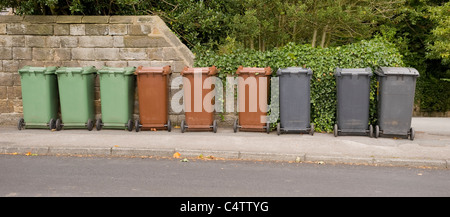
(194, 37, 404, 132)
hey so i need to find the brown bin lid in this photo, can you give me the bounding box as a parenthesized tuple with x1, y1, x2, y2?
(135, 65, 172, 75)
(236, 66, 271, 75)
(180, 66, 217, 76)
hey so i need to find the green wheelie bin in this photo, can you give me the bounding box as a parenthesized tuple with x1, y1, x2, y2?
(96, 67, 136, 131)
(55, 66, 97, 131)
(17, 66, 59, 130)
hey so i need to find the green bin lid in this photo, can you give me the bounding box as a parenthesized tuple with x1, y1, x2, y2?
(375, 67, 419, 77)
(97, 67, 136, 75)
(334, 67, 372, 77)
(55, 66, 97, 74)
(18, 66, 58, 75)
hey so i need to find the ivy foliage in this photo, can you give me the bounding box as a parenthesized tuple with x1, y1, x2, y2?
(195, 37, 404, 132)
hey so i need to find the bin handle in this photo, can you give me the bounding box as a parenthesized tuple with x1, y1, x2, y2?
(135, 65, 172, 75)
(236, 66, 271, 75)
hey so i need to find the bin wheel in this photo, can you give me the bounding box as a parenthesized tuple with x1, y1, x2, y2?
(96, 118, 102, 131)
(18, 118, 24, 130)
(167, 120, 172, 132)
(409, 127, 415, 141)
(266, 122, 270, 134)
(87, 119, 94, 131)
(369, 125, 373, 138)
(233, 119, 238, 133)
(135, 119, 140, 132)
(375, 125, 380, 138)
(310, 123, 315, 136)
(334, 124, 338, 137)
(277, 123, 281, 136)
(212, 120, 217, 133)
(55, 119, 62, 131)
(49, 118, 56, 130)
(181, 120, 186, 133)
(126, 119, 133, 132)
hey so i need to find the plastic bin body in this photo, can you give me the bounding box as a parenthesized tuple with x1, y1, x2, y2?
(98, 67, 136, 129)
(277, 67, 312, 133)
(18, 66, 59, 129)
(236, 66, 271, 132)
(136, 66, 171, 130)
(335, 67, 372, 135)
(56, 66, 96, 129)
(181, 66, 217, 131)
(375, 67, 419, 136)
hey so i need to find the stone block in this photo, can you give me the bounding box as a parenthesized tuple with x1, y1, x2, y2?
(0, 36, 25, 47)
(119, 48, 147, 60)
(13, 47, 32, 60)
(123, 36, 170, 48)
(0, 100, 13, 113)
(59, 36, 78, 48)
(70, 24, 85, 35)
(78, 36, 113, 48)
(94, 48, 119, 60)
(23, 16, 56, 23)
(109, 24, 127, 35)
(54, 24, 70, 35)
(0, 86, 7, 99)
(82, 16, 109, 24)
(105, 61, 128, 67)
(32, 48, 54, 61)
(0, 24, 6, 35)
(56, 16, 83, 24)
(85, 24, 109, 35)
(54, 48, 71, 61)
(0, 48, 12, 60)
(71, 48, 95, 60)
(0, 73, 14, 86)
(112, 36, 124, 48)
(128, 24, 152, 35)
(109, 16, 135, 24)
(26, 36, 60, 48)
(0, 16, 23, 23)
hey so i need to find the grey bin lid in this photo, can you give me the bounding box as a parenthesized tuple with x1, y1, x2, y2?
(375, 67, 420, 77)
(276, 67, 312, 75)
(334, 67, 372, 77)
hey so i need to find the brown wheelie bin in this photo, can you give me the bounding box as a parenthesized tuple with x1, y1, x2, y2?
(234, 66, 272, 133)
(180, 66, 218, 133)
(135, 65, 172, 132)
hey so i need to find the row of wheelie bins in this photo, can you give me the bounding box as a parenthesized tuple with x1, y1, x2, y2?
(18, 65, 419, 140)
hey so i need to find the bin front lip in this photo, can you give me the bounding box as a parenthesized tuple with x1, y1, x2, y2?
(334, 67, 372, 77)
(98, 66, 136, 75)
(236, 66, 271, 75)
(180, 66, 217, 76)
(19, 66, 58, 75)
(375, 67, 420, 77)
(135, 65, 172, 75)
(276, 67, 312, 75)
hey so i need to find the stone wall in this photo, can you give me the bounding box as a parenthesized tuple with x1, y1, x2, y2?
(0, 15, 197, 126)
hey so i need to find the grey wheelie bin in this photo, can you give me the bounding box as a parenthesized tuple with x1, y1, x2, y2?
(374, 67, 419, 140)
(334, 67, 373, 137)
(276, 67, 314, 135)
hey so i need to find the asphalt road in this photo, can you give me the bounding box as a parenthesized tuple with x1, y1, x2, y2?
(1, 155, 449, 197)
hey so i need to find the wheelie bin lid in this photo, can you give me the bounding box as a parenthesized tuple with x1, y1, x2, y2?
(375, 67, 419, 77)
(276, 67, 312, 75)
(181, 66, 217, 76)
(334, 67, 372, 77)
(98, 66, 136, 76)
(236, 66, 271, 75)
(55, 66, 97, 75)
(135, 65, 171, 75)
(18, 66, 58, 75)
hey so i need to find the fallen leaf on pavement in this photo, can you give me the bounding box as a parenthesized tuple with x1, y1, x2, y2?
(173, 152, 181, 158)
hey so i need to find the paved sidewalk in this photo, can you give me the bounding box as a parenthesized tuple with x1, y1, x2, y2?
(1, 117, 449, 168)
